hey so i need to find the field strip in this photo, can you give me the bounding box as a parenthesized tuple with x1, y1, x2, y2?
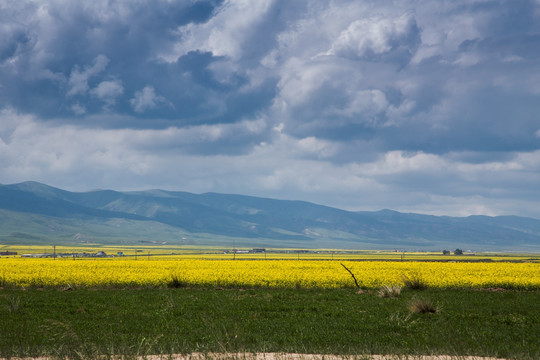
(4, 354, 509, 360)
(144, 353, 505, 360)
(148, 354, 508, 360)
(145, 354, 508, 360)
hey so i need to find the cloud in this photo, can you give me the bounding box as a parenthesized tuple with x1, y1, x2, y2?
(2, 1, 540, 219)
(333, 89, 389, 119)
(71, 103, 86, 115)
(165, 0, 275, 61)
(2, 107, 540, 218)
(0, 21, 32, 64)
(90, 80, 124, 103)
(67, 55, 110, 97)
(130, 86, 170, 113)
(327, 13, 420, 61)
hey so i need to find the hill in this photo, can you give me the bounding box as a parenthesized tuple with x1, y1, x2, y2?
(1, 181, 540, 251)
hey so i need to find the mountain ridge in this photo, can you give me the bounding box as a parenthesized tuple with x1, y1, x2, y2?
(1, 181, 539, 251)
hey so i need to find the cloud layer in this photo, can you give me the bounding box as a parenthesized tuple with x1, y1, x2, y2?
(1, 0, 540, 218)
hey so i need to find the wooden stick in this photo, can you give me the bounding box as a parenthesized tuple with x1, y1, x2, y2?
(340, 263, 360, 288)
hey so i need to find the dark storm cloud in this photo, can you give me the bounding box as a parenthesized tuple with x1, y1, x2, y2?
(0, 0, 253, 125)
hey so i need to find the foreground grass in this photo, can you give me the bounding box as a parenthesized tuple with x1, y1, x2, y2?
(0, 287, 538, 359)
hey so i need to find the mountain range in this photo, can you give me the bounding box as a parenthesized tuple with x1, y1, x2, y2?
(1, 181, 540, 251)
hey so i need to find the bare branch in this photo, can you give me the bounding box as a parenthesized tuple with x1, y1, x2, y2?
(340, 263, 360, 288)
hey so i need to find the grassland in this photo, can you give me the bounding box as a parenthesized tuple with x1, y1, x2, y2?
(0, 287, 539, 359)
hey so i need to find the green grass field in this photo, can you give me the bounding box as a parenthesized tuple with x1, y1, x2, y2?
(1, 286, 539, 359)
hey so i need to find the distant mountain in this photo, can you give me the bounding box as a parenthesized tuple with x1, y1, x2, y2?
(1, 181, 540, 251)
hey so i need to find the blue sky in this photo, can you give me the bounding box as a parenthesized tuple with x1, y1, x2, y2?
(1, 0, 540, 218)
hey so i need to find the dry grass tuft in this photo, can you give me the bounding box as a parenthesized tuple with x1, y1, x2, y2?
(409, 298, 438, 314)
(378, 285, 402, 298)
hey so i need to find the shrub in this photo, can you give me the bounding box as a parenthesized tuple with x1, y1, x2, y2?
(61, 283, 77, 291)
(409, 298, 438, 314)
(402, 273, 428, 290)
(378, 284, 402, 298)
(167, 274, 188, 288)
(389, 312, 416, 329)
(3, 295, 22, 313)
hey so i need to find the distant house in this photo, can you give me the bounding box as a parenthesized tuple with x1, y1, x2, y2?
(22, 251, 112, 258)
(0, 251, 17, 256)
(21, 253, 55, 258)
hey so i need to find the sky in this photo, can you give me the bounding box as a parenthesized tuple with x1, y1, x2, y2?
(1, 0, 540, 219)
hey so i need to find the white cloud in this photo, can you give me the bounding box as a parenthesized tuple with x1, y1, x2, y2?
(0, 107, 31, 145)
(452, 52, 482, 67)
(411, 3, 487, 64)
(276, 58, 345, 107)
(71, 103, 86, 115)
(90, 79, 124, 105)
(3, 107, 540, 217)
(386, 99, 416, 124)
(67, 55, 109, 96)
(501, 55, 524, 63)
(0, 20, 31, 65)
(126, 118, 268, 150)
(327, 13, 419, 59)
(130, 86, 169, 113)
(165, 0, 274, 61)
(363, 151, 445, 176)
(255, 131, 340, 160)
(332, 89, 389, 119)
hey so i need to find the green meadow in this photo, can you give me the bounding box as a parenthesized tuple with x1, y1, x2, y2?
(1, 286, 539, 359)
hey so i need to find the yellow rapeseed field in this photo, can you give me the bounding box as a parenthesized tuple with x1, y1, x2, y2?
(1, 258, 539, 289)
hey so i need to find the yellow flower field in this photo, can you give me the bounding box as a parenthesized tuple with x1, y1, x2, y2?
(0, 258, 539, 289)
